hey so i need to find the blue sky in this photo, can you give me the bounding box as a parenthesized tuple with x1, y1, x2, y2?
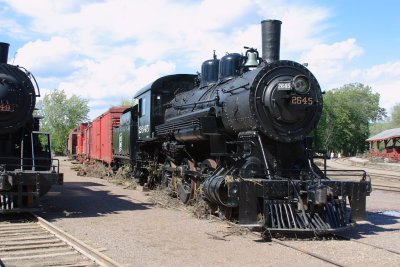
(1, 0, 399, 119)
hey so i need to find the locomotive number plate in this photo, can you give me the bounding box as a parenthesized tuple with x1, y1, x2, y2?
(290, 96, 313, 105)
(277, 82, 292, 90)
(138, 124, 150, 134)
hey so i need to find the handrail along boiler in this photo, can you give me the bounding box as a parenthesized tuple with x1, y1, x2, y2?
(0, 42, 63, 212)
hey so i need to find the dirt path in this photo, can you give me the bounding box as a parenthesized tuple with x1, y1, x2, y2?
(36, 157, 400, 266)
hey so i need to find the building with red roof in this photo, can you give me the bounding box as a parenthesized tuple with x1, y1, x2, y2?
(366, 128, 400, 160)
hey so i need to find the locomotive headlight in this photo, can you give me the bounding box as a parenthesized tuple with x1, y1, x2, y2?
(292, 75, 310, 94)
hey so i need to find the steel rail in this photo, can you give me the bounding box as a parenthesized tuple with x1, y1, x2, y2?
(241, 226, 347, 267)
(0, 214, 93, 266)
(246, 221, 400, 266)
(258, 228, 400, 266)
(34, 214, 122, 267)
(271, 238, 346, 267)
(369, 173, 400, 181)
(335, 234, 400, 256)
(373, 184, 400, 193)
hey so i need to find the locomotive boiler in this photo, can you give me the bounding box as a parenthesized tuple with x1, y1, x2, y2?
(0, 42, 63, 212)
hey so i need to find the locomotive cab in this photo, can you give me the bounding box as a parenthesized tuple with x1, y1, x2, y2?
(113, 107, 139, 165)
(134, 74, 197, 141)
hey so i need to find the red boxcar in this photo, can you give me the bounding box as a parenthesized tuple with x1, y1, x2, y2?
(77, 123, 88, 156)
(67, 127, 78, 155)
(87, 107, 127, 164)
(80, 122, 92, 159)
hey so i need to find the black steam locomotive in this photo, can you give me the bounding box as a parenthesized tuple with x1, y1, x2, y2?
(0, 42, 63, 212)
(111, 20, 371, 234)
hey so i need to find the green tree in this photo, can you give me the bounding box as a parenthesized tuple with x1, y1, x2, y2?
(315, 83, 385, 156)
(119, 97, 137, 107)
(369, 102, 400, 136)
(391, 103, 400, 127)
(369, 119, 391, 136)
(36, 89, 89, 155)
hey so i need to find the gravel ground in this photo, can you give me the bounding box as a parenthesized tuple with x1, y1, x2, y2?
(37, 157, 400, 266)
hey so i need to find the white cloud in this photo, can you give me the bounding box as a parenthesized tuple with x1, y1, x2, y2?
(301, 42, 400, 110)
(354, 61, 400, 81)
(3, 0, 259, 117)
(351, 62, 400, 110)
(300, 38, 364, 89)
(0, 18, 28, 39)
(132, 61, 176, 89)
(2, 0, 88, 16)
(3, 0, 399, 119)
(254, 0, 330, 55)
(58, 57, 175, 104)
(14, 37, 79, 76)
(303, 38, 363, 64)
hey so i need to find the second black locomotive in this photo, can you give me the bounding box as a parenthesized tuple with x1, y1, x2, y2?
(0, 42, 63, 212)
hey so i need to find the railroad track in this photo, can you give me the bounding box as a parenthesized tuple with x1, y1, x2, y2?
(271, 238, 346, 266)
(335, 234, 400, 256)
(369, 172, 400, 179)
(236, 224, 400, 267)
(263, 232, 400, 267)
(323, 165, 400, 193)
(0, 213, 121, 267)
(271, 235, 400, 267)
(373, 184, 400, 193)
(360, 171, 400, 192)
(328, 170, 400, 182)
(241, 228, 347, 266)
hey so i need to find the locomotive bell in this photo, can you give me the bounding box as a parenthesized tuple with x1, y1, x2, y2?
(244, 51, 259, 67)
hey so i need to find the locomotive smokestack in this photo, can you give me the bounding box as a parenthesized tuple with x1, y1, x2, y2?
(261, 20, 282, 63)
(0, 42, 10, 64)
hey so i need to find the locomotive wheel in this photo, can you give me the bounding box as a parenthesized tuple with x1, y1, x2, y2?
(201, 159, 217, 174)
(177, 159, 196, 204)
(185, 159, 195, 172)
(238, 156, 264, 178)
(161, 160, 175, 189)
(177, 183, 192, 204)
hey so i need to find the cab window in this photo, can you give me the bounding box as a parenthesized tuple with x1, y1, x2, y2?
(139, 98, 146, 117)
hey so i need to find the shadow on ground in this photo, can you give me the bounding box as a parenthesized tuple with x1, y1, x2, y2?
(342, 211, 400, 239)
(36, 181, 153, 221)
